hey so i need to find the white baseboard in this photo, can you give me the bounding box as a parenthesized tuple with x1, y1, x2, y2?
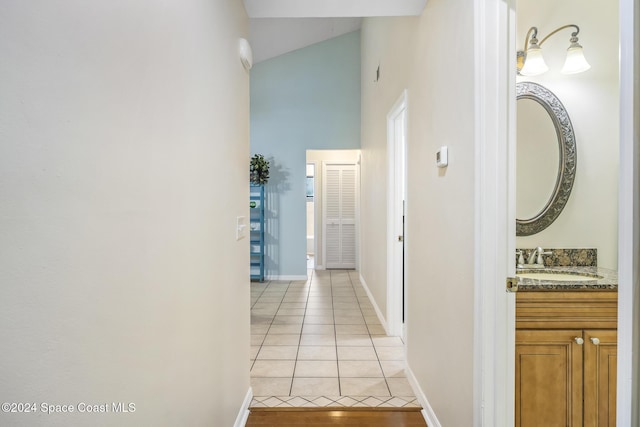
(233, 387, 253, 427)
(265, 275, 309, 281)
(405, 365, 441, 427)
(358, 273, 388, 334)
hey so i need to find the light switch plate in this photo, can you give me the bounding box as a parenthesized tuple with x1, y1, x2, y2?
(436, 146, 448, 168)
(236, 216, 246, 240)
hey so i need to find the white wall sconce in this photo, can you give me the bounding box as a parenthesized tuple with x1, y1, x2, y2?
(517, 25, 591, 76)
(239, 38, 253, 71)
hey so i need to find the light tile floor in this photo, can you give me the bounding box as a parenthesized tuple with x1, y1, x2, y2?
(250, 269, 419, 408)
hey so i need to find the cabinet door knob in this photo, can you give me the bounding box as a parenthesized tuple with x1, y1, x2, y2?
(574, 337, 584, 345)
(590, 337, 600, 345)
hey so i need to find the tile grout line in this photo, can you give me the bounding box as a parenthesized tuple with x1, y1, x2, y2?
(251, 278, 291, 373)
(250, 395, 418, 409)
(289, 269, 313, 396)
(249, 278, 273, 371)
(250, 277, 270, 309)
(329, 270, 341, 396)
(331, 273, 356, 396)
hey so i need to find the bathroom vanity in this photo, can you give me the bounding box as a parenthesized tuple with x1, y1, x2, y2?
(514, 268, 618, 427)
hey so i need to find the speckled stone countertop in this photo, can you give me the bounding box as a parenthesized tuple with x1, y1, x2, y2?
(516, 248, 598, 267)
(515, 266, 618, 292)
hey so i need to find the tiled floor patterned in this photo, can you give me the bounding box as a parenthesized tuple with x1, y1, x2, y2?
(250, 269, 420, 408)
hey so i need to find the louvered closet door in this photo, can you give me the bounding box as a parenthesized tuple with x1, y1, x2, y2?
(323, 164, 356, 269)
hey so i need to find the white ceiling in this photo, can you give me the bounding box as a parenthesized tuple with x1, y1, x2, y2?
(245, 0, 426, 64)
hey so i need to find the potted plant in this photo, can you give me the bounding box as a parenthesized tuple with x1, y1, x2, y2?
(250, 154, 270, 185)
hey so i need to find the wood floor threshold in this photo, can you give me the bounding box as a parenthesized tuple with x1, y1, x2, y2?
(249, 407, 423, 412)
(246, 406, 428, 427)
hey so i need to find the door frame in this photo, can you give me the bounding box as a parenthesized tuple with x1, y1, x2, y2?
(475, 0, 639, 425)
(473, 0, 516, 425)
(386, 90, 408, 338)
(617, 0, 639, 424)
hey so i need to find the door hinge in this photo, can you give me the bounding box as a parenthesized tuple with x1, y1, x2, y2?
(506, 277, 519, 292)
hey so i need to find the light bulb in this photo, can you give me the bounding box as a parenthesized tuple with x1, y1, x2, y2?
(519, 46, 549, 76)
(561, 43, 590, 74)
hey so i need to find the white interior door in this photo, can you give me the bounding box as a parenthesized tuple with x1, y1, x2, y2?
(387, 90, 408, 338)
(323, 163, 357, 269)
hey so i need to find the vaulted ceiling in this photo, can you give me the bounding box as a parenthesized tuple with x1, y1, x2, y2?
(245, 0, 427, 63)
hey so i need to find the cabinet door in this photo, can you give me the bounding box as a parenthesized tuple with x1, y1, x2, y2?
(516, 330, 583, 427)
(584, 330, 617, 427)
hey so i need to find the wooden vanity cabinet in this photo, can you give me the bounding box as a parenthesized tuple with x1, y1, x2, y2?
(583, 329, 617, 426)
(515, 329, 583, 426)
(515, 292, 617, 427)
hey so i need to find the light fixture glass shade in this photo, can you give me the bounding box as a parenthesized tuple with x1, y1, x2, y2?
(561, 44, 590, 74)
(519, 47, 549, 76)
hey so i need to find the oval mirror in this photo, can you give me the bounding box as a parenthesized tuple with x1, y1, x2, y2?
(516, 82, 577, 236)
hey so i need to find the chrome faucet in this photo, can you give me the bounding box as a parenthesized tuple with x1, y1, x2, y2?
(526, 248, 539, 264)
(526, 247, 552, 267)
(516, 250, 525, 268)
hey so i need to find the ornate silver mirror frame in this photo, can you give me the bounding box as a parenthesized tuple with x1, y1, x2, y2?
(516, 81, 577, 236)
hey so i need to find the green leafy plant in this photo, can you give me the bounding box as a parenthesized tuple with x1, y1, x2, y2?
(250, 154, 270, 185)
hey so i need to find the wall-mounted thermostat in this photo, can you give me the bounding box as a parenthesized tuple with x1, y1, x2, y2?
(436, 146, 448, 168)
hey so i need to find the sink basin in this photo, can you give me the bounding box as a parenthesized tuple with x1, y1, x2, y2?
(516, 272, 603, 282)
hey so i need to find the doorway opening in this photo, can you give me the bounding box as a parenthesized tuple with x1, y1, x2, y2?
(306, 163, 315, 270)
(306, 150, 361, 271)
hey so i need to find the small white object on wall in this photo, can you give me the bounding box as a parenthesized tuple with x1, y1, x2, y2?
(436, 146, 448, 168)
(239, 38, 253, 71)
(236, 216, 246, 240)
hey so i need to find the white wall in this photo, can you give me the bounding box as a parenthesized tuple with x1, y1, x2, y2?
(306, 149, 361, 268)
(360, 0, 475, 424)
(515, 0, 619, 269)
(0, 1, 250, 426)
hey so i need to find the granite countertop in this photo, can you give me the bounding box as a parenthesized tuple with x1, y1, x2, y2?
(515, 266, 618, 292)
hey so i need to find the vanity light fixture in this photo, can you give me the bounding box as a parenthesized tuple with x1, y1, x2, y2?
(517, 25, 591, 76)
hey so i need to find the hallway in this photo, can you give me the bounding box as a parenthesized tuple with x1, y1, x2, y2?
(250, 270, 419, 408)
